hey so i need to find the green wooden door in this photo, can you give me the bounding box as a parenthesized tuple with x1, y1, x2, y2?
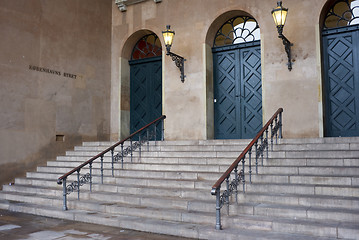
(213, 41, 262, 139)
(323, 25, 359, 137)
(129, 56, 162, 138)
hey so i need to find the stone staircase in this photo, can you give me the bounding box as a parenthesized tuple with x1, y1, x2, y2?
(0, 137, 359, 239)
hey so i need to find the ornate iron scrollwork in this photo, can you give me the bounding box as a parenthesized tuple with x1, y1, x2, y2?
(256, 138, 268, 159)
(66, 173, 91, 195)
(167, 52, 186, 82)
(218, 169, 243, 208)
(113, 130, 157, 162)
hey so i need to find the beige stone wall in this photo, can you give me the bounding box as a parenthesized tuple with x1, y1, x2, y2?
(0, 0, 112, 185)
(112, 0, 330, 140)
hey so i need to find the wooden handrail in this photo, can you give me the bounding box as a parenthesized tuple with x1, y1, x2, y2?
(57, 115, 166, 184)
(211, 108, 283, 194)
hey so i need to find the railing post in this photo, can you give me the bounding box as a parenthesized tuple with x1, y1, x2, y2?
(62, 178, 68, 211)
(161, 119, 165, 141)
(248, 148, 252, 183)
(121, 143, 124, 169)
(100, 155, 104, 184)
(77, 170, 80, 200)
(130, 138, 133, 163)
(270, 122, 274, 151)
(279, 111, 283, 139)
(89, 162, 93, 192)
(147, 128, 150, 151)
(255, 141, 258, 174)
(275, 116, 279, 144)
(226, 177, 230, 215)
(111, 149, 114, 177)
(139, 134, 142, 160)
(241, 157, 245, 193)
(260, 134, 264, 166)
(154, 124, 157, 145)
(265, 128, 269, 160)
(215, 187, 222, 230)
(234, 166, 238, 203)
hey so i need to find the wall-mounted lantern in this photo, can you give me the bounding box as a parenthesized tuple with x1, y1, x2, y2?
(272, 1, 293, 71)
(162, 25, 186, 82)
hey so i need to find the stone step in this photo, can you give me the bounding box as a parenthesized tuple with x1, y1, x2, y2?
(246, 182, 359, 197)
(8, 178, 359, 214)
(216, 214, 359, 240)
(237, 192, 359, 210)
(75, 141, 358, 153)
(75, 144, 251, 153)
(2, 137, 359, 240)
(266, 158, 359, 167)
(239, 202, 359, 222)
(280, 137, 359, 144)
(27, 170, 359, 191)
(53, 155, 359, 171)
(0, 200, 203, 239)
(0, 196, 357, 239)
(12, 177, 212, 201)
(81, 139, 252, 147)
(251, 174, 359, 186)
(63, 147, 359, 157)
(257, 166, 359, 176)
(34, 168, 221, 181)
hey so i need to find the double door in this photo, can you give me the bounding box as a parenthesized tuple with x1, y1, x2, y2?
(213, 41, 262, 139)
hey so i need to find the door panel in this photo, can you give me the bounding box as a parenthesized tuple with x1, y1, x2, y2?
(130, 56, 162, 139)
(241, 46, 262, 139)
(213, 42, 262, 139)
(323, 25, 359, 137)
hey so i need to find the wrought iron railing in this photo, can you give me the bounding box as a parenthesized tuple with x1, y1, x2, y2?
(57, 115, 166, 210)
(211, 108, 283, 230)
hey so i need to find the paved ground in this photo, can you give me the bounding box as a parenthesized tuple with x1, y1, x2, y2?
(0, 209, 194, 240)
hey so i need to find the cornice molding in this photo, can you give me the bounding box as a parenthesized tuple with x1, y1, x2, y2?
(115, 0, 162, 12)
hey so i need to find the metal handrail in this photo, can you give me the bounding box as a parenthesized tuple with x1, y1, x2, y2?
(57, 115, 166, 210)
(211, 108, 283, 230)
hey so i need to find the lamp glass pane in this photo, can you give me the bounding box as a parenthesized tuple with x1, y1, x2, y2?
(163, 31, 174, 46)
(272, 8, 287, 27)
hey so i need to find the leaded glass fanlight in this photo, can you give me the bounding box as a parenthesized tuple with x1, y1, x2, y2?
(213, 16, 260, 47)
(323, 0, 359, 29)
(131, 34, 162, 60)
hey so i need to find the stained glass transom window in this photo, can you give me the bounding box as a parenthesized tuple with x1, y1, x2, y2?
(323, 0, 359, 29)
(213, 16, 260, 47)
(131, 34, 162, 60)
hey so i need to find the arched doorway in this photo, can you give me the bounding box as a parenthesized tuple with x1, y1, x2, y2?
(129, 34, 162, 138)
(322, 0, 359, 137)
(212, 16, 262, 139)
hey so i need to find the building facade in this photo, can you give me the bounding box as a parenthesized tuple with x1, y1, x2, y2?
(0, 0, 358, 184)
(111, 0, 359, 141)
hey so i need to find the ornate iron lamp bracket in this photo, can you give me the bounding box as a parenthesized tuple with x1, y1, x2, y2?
(167, 51, 186, 82)
(278, 33, 293, 71)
